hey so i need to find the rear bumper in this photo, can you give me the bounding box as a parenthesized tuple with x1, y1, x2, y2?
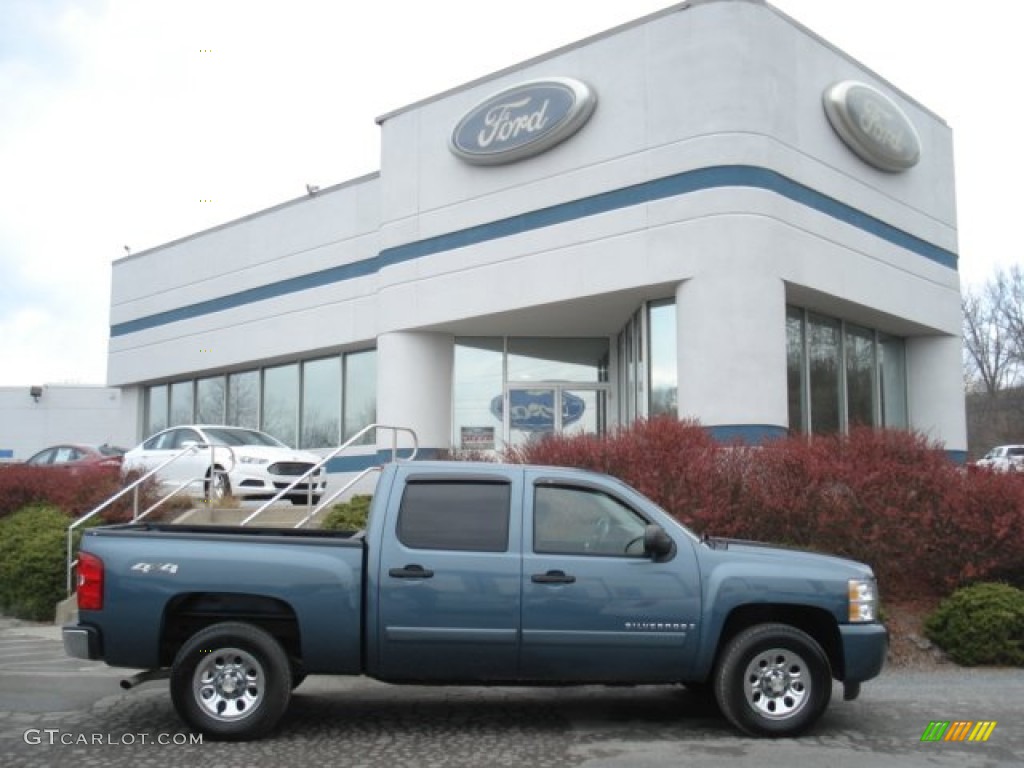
(63, 625, 102, 660)
(839, 622, 888, 683)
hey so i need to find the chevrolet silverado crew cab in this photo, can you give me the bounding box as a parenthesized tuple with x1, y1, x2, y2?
(64, 461, 887, 741)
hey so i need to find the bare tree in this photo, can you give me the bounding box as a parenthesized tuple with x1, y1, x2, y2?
(962, 285, 1014, 395)
(994, 264, 1024, 371)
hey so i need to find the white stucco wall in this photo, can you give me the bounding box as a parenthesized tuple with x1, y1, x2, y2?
(0, 385, 139, 461)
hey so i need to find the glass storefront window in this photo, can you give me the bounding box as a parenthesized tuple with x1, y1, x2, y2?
(344, 349, 377, 444)
(146, 384, 168, 436)
(786, 307, 909, 436)
(454, 338, 504, 451)
(648, 301, 677, 419)
(196, 376, 226, 423)
(786, 307, 805, 434)
(879, 334, 908, 428)
(507, 338, 609, 383)
(302, 357, 341, 449)
(227, 371, 259, 429)
(262, 364, 299, 446)
(808, 314, 841, 435)
(845, 324, 875, 428)
(169, 381, 194, 427)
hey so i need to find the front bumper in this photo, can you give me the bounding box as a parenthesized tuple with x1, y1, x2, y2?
(63, 624, 102, 660)
(839, 622, 889, 683)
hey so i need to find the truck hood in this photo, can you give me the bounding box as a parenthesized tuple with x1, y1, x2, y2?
(701, 536, 875, 579)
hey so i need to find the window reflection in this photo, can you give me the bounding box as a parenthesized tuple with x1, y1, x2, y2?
(454, 339, 503, 451)
(197, 376, 226, 423)
(648, 301, 677, 419)
(146, 384, 168, 435)
(262, 364, 299, 446)
(227, 371, 259, 429)
(507, 338, 608, 382)
(879, 334, 907, 428)
(302, 358, 341, 449)
(169, 381, 194, 427)
(786, 307, 805, 433)
(344, 350, 377, 444)
(845, 325, 875, 428)
(786, 307, 908, 435)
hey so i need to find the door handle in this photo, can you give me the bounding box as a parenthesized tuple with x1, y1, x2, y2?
(531, 570, 576, 584)
(389, 564, 435, 579)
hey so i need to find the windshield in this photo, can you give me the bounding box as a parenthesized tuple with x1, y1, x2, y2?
(201, 428, 287, 448)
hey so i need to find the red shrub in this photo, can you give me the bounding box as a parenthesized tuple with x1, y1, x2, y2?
(0, 465, 152, 522)
(506, 421, 1024, 600)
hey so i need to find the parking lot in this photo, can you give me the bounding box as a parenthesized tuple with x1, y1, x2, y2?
(1, 617, 1022, 768)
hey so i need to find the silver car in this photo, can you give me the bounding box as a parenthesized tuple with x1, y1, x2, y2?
(123, 425, 327, 504)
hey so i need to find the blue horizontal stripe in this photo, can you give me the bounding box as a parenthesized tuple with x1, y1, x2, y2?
(111, 165, 957, 337)
(0, 449, 14, 459)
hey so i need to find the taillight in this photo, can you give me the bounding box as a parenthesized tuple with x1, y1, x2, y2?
(77, 552, 104, 611)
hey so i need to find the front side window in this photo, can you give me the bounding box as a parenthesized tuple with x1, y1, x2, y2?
(397, 481, 510, 552)
(533, 485, 648, 557)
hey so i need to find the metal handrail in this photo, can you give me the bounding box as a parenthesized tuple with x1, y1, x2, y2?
(65, 442, 234, 595)
(293, 466, 381, 529)
(240, 424, 418, 526)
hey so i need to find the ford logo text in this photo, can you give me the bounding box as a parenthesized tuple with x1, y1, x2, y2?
(823, 81, 921, 172)
(450, 78, 597, 166)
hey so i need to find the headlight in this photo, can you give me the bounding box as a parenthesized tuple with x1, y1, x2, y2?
(239, 456, 269, 465)
(848, 578, 878, 623)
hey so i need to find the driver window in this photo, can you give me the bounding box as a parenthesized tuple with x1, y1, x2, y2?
(533, 485, 648, 557)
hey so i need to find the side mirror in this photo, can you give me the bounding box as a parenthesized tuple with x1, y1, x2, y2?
(180, 440, 200, 449)
(643, 524, 673, 560)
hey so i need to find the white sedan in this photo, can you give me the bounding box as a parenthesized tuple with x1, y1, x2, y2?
(123, 425, 327, 504)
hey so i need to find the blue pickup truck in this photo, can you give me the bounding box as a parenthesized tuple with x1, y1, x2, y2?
(64, 461, 887, 740)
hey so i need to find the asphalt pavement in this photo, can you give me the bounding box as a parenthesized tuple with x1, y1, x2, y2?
(1, 616, 1022, 768)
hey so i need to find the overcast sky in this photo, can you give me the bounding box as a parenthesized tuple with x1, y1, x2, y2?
(0, 0, 1020, 387)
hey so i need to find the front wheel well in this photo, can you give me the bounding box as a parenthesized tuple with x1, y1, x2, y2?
(160, 592, 301, 668)
(713, 604, 844, 680)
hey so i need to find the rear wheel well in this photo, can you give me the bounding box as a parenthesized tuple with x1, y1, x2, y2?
(161, 593, 301, 668)
(713, 604, 844, 680)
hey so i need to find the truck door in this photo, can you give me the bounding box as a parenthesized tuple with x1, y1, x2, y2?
(376, 473, 522, 682)
(520, 474, 701, 683)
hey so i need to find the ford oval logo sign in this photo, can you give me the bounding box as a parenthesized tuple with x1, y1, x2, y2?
(450, 78, 597, 166)
(823, 81, 921, 172)
(489, 390, 586, 432)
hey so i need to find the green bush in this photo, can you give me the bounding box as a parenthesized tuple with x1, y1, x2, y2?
(320, 495, 372, 531)
(924, 583, 1024, 666)
(0, 506, 81, 621)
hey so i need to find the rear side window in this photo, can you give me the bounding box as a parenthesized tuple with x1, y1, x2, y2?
(398, 481, 510, 552)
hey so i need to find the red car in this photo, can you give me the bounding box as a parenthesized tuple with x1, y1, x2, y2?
(24, 444, 126, 472)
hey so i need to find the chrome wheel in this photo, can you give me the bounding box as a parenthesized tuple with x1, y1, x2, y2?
(713, 623, 831, 737)
(743, 647, 810, 719)
(193, 647, 264, 722)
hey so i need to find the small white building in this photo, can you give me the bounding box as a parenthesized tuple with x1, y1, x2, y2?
(105, 0, 967, 473)
(0, 385, 139, 461)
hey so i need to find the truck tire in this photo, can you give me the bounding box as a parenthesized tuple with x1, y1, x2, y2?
(712, 623, 831, 737)
(170, 622, 292, 741)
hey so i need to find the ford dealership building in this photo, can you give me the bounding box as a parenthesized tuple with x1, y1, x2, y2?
(106, 0, 967, 468)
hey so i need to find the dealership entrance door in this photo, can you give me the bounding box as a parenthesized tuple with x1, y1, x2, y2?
(501, 385, 609, 450)
(453, 337, 611, 453)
